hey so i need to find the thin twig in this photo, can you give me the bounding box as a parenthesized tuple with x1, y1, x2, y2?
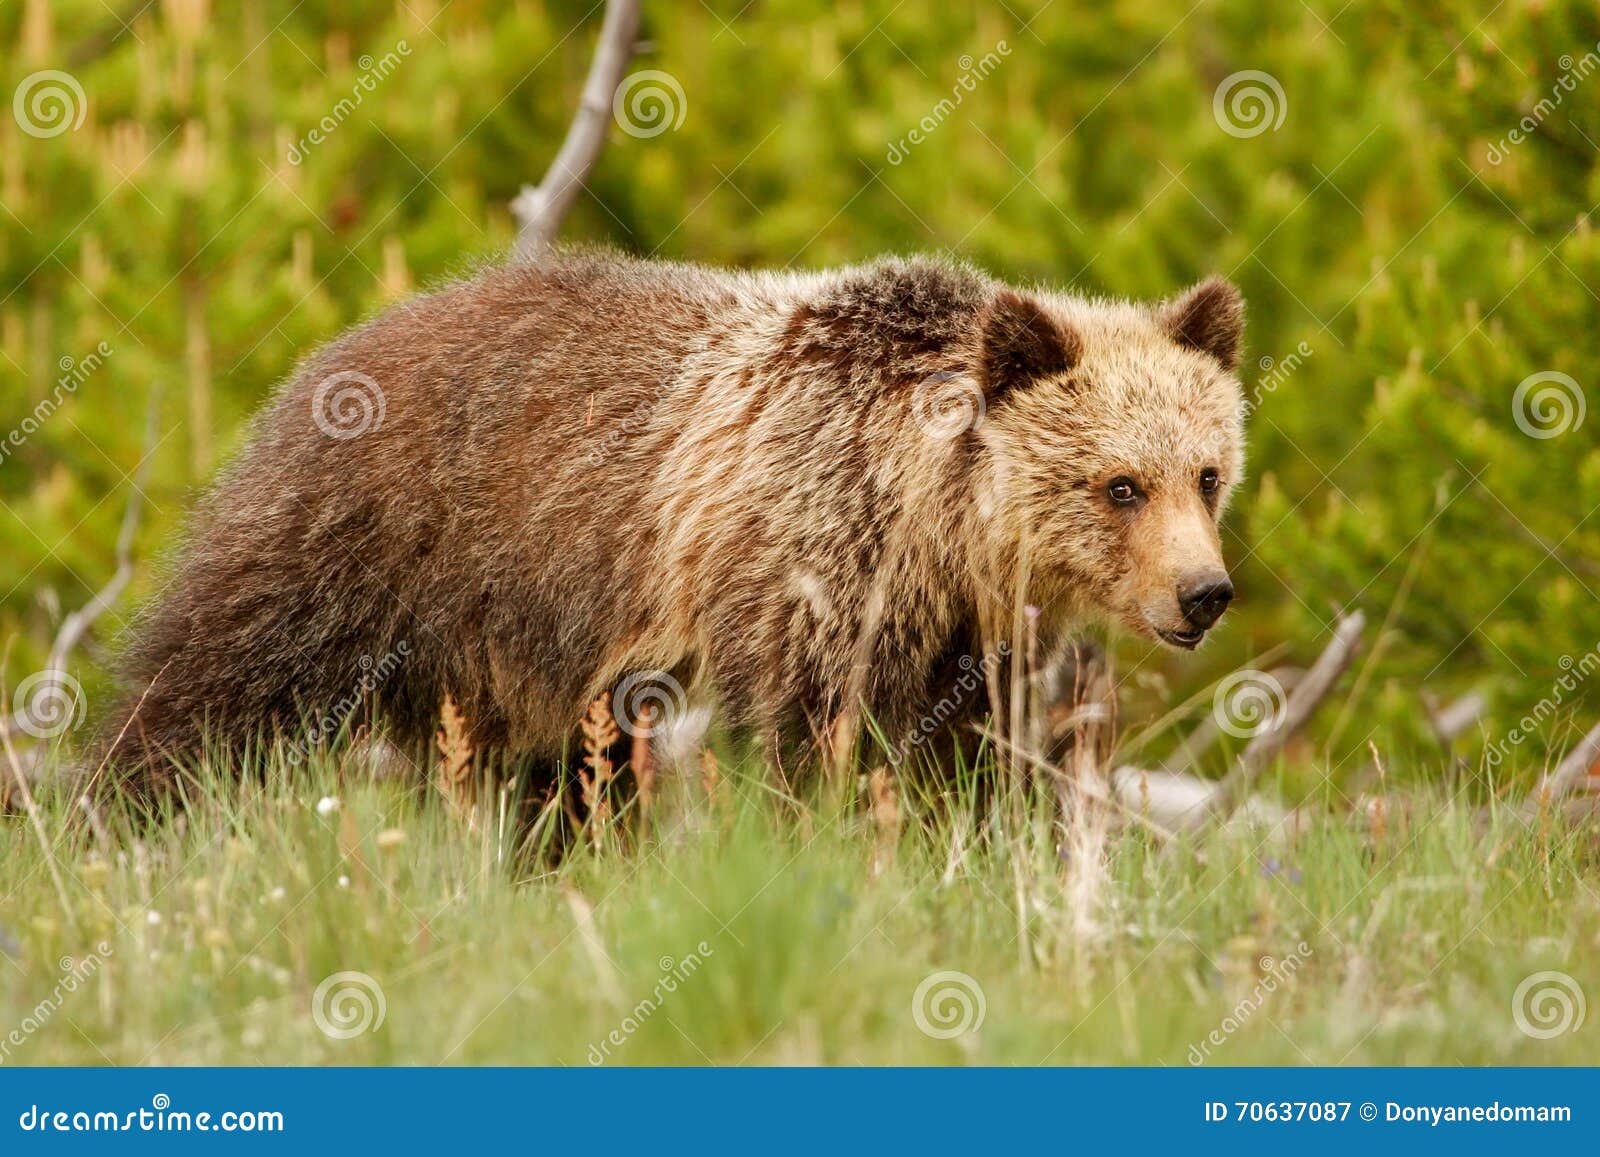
(1, 392, 159, 740)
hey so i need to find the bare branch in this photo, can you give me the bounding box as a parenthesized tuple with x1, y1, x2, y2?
(511, 0, 642, 258)
(1200, 610, 1367, 829)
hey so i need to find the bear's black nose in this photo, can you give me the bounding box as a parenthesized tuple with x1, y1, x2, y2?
(1178, 577, 1234, 629)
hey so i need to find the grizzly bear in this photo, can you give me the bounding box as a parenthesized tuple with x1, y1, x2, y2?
(102, 251, 1244, 793)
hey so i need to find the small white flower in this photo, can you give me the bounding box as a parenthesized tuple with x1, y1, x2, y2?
(337, 875, 350, 888)
(316, 796, 341, 816)
(145, 911, 162, 926)
(268, 886, 287, 902)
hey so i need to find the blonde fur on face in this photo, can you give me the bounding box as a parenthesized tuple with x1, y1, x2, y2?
(980, 281, 1245, 643)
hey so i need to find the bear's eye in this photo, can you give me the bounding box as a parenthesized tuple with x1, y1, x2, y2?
(1106, 477, 1142, 507)
(1199, 467, 1221, 494)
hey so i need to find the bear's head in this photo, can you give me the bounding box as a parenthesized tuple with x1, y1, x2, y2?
(969, 278, 1246, 650)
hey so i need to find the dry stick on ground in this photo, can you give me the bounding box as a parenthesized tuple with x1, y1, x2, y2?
(1199, 609, 1368, 830)
(511, 0, 642, 258)
(1524, 718, 1600, 817)
(1156, 665, 1304, 775)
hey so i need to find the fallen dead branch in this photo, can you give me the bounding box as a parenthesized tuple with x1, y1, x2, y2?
(1200, 609, 1367, 829)
(1156, 665, 1304, 775)
(1524, 718, 1600, 818)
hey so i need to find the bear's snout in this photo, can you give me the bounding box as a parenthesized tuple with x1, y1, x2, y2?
(1177, 574, 1234, 631)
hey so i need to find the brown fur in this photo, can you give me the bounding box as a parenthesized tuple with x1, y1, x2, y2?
(102, 250, 1245, 791)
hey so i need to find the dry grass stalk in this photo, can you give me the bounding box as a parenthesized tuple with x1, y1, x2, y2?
(579, 693, 619, 850)
(1367, 739, 1388, 847)
(1058, 644, 1115, 942)
(631, 701, 657, 825)
(867, 766, 900, 879)
(561, 884, 625, 1006)
(434, 692, 477, 827)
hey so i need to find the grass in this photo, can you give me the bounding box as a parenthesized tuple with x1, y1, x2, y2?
(2, 737, 1597, 1067)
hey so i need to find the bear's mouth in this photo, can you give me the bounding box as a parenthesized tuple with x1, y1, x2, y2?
(1157, 625, 1206, 649)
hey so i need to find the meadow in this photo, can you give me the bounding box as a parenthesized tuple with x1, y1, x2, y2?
(2, 725, 1597, 1065)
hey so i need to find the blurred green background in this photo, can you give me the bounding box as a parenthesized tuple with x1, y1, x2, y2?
(2, 0, 1597, 783)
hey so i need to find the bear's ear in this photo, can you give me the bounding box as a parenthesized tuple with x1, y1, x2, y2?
(1160, 278, 1244, 370)
(980, 290, 1081, 399)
